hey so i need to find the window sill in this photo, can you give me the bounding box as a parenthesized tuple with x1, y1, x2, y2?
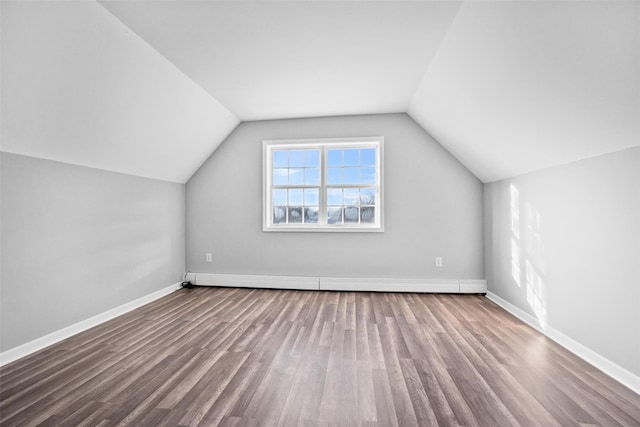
(263, 224, 384, 233)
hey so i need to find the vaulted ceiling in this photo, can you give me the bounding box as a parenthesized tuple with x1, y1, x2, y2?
(2, 1, 638, 183)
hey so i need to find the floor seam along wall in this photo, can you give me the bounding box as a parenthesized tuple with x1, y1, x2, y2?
(0, 282, 183, 366)
(189, 272, 487, 294)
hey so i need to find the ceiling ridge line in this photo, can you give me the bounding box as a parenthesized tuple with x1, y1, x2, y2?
(407, 0, 467, 110)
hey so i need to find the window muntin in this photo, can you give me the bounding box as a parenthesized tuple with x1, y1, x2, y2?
(271, 148, 321, 225)
(264, 137, 383, 232)
(325, 147, 377, 225)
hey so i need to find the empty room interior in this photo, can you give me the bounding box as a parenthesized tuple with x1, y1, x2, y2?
(1, 0, 639, 425)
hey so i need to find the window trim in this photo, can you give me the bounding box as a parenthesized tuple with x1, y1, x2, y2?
(263, 136, 384, 233)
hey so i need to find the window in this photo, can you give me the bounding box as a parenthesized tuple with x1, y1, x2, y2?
(263, 137, 383, 232)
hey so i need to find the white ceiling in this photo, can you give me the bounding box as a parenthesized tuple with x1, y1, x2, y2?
(2, 1, 639, 183)
(409, 1, 640, 182)
(1, 1, 238, 183)
(98, 1, 463, 121)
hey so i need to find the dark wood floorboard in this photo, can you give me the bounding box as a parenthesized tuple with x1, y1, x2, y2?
(1, 287, 639, 426)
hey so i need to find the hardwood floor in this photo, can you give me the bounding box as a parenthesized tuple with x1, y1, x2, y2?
(1, 287, 639, 426)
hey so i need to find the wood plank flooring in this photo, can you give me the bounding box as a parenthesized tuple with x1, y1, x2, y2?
(1, 287, 639, 426)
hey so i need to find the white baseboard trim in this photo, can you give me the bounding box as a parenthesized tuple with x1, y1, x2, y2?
(320, 277, 460, 293)
(0, 282, 182, 367)
(486, 291, 640, 395)
(460, 279, 489, 294)
(192, 273, 486, 294)
(194, 273, 319, 290)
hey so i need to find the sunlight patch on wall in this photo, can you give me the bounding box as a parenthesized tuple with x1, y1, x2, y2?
(524, 201, 547, 328)
(509, 183, 548, 329)
(511, 238, 521, 287)
(510, 184, 520, 238)
(526, 260, 547, 328)
(525, 201, 546, 274)
(510, 184, 521, 287)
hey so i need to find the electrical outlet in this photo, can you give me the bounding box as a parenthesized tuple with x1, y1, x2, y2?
(435, 257, 443, 267)
(206, 253, 212, 263)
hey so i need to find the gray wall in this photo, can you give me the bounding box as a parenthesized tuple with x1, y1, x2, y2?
(186, 113, 484, 279)
(484, 146, 640, 376)
(0, 153, 185, 352)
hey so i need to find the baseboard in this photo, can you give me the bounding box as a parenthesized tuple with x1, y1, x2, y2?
(0, 282, 182, 367)
(460, 279, 488, 293)
(320, 277, 460, 293)
(193, 273, 319, 290)
(192, 273, 486, 294)
(486, 291, 640, 395)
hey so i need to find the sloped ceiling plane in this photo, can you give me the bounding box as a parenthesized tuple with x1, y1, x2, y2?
(2, 1, 638, 183)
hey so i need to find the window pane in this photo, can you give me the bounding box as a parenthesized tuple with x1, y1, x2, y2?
(267, 139, 380, 230)
(305, 168, 320, 185)
(305, 150, 320, 167)
(289, 168, 304, 185)
(273, 207, 286, 224)
(328, 207, 342, 224)
(328, 149, 342, 167)
(360, 167, 376, 184)
(327, 167, 342, 185)
(344, 149, 359, 166)
(360, 188, 376, 205)
(289, 150, 305, 167)
(273, 189, 287, 205)
(304, 188, 319, 205)
(288, 207, 303, 223)
(344, 188, 359, 206)
(361, 207, 375, 223)
(273, 151, 288, 168)
(344, 167, 358, 184)
(273, 168, 288, 185)
(344, 207, 359, 223)
(327, 188, 342, 205)
(304, 207, 319, 223)
(360, 148, 376, 166)
(288, 189, 303, 205)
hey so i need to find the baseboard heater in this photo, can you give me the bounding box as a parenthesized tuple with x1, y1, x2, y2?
(188, 273, 486, 294)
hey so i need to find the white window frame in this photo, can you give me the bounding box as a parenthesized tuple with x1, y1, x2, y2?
(263, 136, 384, 232)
